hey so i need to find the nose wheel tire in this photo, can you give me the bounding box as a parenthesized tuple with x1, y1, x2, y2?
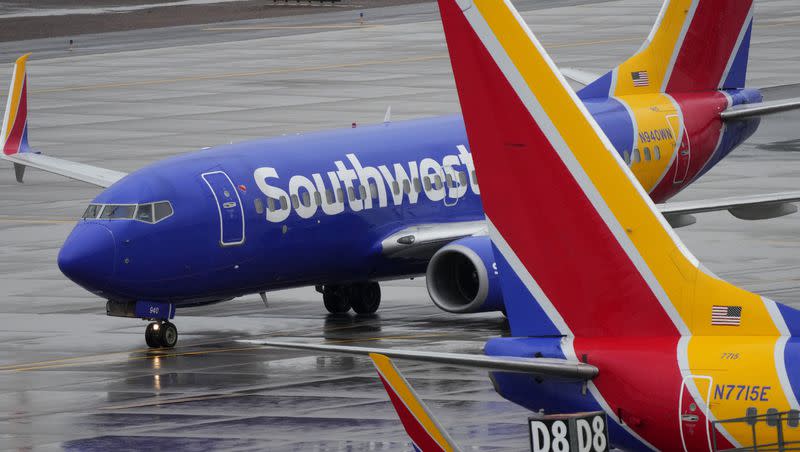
(351, 282, 381, 314)
(145, 322, 160, 347)
(161, 322, 178, 348)
(145, 321, 179, 348)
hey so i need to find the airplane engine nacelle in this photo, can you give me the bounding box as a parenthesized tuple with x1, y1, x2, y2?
(425, 236, 504, 313)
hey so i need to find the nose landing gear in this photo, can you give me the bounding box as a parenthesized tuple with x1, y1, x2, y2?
(145, 321, 178, 348)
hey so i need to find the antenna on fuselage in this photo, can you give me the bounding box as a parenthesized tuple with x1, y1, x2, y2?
(259, 292, 268, 308)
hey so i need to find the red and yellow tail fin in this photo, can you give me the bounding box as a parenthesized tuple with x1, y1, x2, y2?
(2, 53, 31, 156)
(581, 0, 753, 98)
(370, 354, 460, 452)
(437, 0, 786, 339)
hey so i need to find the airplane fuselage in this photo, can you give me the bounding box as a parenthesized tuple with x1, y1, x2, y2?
(57, 88, 761, 305)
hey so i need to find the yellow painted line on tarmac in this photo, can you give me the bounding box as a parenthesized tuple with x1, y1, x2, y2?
(7, 346, 262, 372)
(29, 37, 638, 95)
(203, 24, 383, 31)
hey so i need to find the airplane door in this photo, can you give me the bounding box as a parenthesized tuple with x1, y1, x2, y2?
(667, 115, 691, 184)
(679, 375, 713, 452)
(202, 171, 245, 246)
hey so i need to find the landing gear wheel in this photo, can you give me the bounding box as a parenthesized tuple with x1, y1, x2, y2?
(160, 321, 178, 348)
(351, 282, 381, 314)
(145, 322, 160, 348)
(323, 287, 352, 314)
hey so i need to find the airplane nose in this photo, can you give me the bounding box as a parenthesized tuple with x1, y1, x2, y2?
(58, 223, 117, 290)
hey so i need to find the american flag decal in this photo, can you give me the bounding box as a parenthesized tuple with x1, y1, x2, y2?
(712, 305, 742, 326)
(631, 71, 650, 87)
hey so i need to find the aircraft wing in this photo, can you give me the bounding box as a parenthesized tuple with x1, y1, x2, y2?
(240, 340, 599, 380)
(383, 188, 800, 252)
(659, 191, 800, 227)
(380, 220, 486, 259)
(560, 67, 601, 87)
(2, 152, 126, 187)
(0, 54, 127, 188)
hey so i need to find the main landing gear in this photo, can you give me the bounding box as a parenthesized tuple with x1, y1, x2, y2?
(320, 282, 381, 315)
(145, 321, 178, 348)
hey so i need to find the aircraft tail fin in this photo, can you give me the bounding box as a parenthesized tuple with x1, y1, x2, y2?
(2, 54, 31, 156)
(370, 353, 461, 452)
(436, 0, 791, 339)
(579, 0, 753, 98)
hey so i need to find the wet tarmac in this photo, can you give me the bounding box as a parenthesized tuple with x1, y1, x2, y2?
(1, 0, 800, 450)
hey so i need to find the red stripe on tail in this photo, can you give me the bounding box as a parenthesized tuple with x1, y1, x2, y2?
(666, 1, 751, 92)
(377, 374, 446, 452)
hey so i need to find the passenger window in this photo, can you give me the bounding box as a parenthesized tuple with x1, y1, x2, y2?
(279, 196, 288, 210)
(392, 181, 400, 195)
(644, 147, 651, 161)
(654, 146, 661, 160)
(101, 205, 135, 219)
(325, 190, 334, 204)
(423, 176, 432, 191)
(154, 201, 173, 222)
(470, 170, 477, 184)
(369, 183, 378, 199)
(267, 198, 276, 212)
(433, 175, 443, 190)
(445, 173, 453, 188)
(135, 204, 154, 223)
(253, 198, 264, 215)
(402, 179, 411, 194)
(359, 185, 367, 199)
(82, 204, 101, 219)
(336, 188, 344, 203)
(458, 172, 467, 185)
(413, 178, 422, 193)
(301, 192, 311, 207)
(348, 186, 356, 201)
(633, 149, 641, 163)
(314, 191, 322, 206)
(623, 151, 630, 165)
(291, 194, 300, 209)
(789, 410, 799, 428)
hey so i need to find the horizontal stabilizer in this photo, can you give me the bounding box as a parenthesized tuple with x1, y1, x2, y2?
(721, 97, 800, 120)
(758, 82, 800, 101)
(240, 340, 598, 380)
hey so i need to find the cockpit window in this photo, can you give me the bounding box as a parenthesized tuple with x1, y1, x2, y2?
(100, 205, 136, 219)
(84, 201, 173, 223)
(82, 204, 101, 219)
(154, 201, 174, 222)
(135, 204, 154, 223)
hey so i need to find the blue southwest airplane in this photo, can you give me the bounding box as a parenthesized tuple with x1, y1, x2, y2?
(3, 0, 800, 348)
(253, 0, 800, 449)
